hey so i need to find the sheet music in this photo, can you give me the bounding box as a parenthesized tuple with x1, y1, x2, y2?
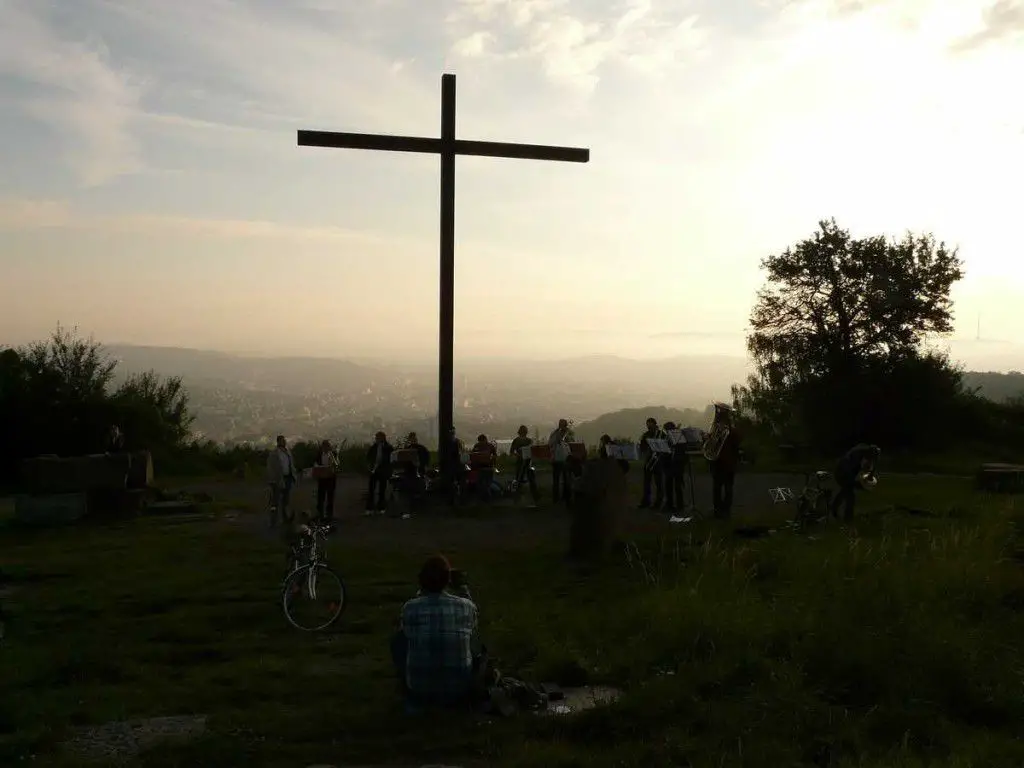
(647, 438, 672, 454)
(681, 427, 702, 444)
(666, 429, 684, 444)
(606, 443, 638, 461)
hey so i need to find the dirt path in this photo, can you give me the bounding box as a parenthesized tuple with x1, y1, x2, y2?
(175, 469, 812, 551)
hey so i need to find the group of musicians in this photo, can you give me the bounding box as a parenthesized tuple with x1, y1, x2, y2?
(301, 402, 884, 523)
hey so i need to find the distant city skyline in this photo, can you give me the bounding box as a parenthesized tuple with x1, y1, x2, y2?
(1, 1, 1021, 361)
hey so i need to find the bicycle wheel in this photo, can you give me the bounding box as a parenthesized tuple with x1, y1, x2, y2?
(282, 563, 346, 631)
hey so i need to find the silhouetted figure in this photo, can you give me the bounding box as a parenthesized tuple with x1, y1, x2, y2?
(365, 431, 394, 516)
(662, 421, 688, 512)
(705, 404, 741, 519)
(469, 434, 498, 501)
(548, 419, 572, 505)
(107, 424, 125, 453)
(266, 435, 298, 527)
(830, 443, 880, 521)
(638, 417, 666, 509)
(405, 432, 431, 475)
(510, 425, 539, 506)
(313, 439, 339, 522)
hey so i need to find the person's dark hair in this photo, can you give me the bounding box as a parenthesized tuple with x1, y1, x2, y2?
(599, 433, 612, 443)
(477, 434, 487, 443)
(276, 434, 286, 444)
(419, 555, 452, 593)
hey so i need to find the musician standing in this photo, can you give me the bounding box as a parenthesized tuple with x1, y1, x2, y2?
(638, 417, 667, 509)
(510, 425, 540, 506)
(548, 418, 572, 505)
(365, 431, 394, 516)
(662, 422, 688, 513)
(313, 439, 340, 523)
(830, 443, 880, 521)
(704, 404, 741, 519)
(406, 431, 431, 475)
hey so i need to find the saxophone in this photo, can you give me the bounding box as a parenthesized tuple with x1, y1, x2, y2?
(701, 422, 730, 461)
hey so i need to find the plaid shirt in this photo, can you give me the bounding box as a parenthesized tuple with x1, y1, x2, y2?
(399, 587, 478, 703)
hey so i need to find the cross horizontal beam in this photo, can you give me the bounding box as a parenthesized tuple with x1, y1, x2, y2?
(298, 130, 590, 163)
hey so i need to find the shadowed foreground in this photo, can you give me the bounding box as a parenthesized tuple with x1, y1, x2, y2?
(1, 474, 1023, 767)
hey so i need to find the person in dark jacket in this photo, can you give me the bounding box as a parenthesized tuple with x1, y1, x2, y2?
(312, 439, 339, 522)
(638, 417, 667, 509)
(830, 443, 880, 521)
(706, 404, 741, 519)
(365, 431, 394, 516)
(662, 422, 688, 513)
(405, 432, 431, 475)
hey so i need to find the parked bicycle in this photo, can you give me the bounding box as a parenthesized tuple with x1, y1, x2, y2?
(770, 470, 835, 533)
(282, 520, 347, 632)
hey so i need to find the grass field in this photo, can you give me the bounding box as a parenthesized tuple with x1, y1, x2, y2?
(2, 472, 1023, 767)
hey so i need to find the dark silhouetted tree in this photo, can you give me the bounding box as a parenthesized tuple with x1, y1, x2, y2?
(734, 219, 965, 451)
(0, 326, 194, 486)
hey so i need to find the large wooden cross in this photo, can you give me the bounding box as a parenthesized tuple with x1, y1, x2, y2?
(298, 73, 589, 473)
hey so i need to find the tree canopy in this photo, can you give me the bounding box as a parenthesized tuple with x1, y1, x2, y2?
(735, 219, 967, 451)
(0, 326, 194, 486)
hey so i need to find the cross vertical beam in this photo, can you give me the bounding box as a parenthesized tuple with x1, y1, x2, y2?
(297, 73, 589, 479)
(438, 74, 456, 466)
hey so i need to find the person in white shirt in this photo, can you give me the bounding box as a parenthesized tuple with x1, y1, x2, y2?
(266, 435, 298, 527)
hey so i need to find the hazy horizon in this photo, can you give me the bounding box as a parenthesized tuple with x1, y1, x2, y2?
(5, 334, 1024, 376)
(2, 1, 1022, 363)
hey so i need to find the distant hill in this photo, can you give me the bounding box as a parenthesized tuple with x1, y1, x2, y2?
(573, 405, 715, 444)
(963, 371, 1024, 403)
(103, 344, 386, 393)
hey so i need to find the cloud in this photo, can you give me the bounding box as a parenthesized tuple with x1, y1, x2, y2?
(951, 0, 1024, 51)
(446, 0, 709, 91)
(451, 31, 496, 57)
(0, 0, 145, 186)
(0, 198, 405, 245)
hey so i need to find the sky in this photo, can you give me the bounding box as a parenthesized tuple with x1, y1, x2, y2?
(0, 0, 1022, 367)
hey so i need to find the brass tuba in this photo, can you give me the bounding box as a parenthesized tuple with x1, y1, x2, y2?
(701, 422, 730, 461)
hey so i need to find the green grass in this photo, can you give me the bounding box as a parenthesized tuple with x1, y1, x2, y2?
(2, 476, 1023, 767)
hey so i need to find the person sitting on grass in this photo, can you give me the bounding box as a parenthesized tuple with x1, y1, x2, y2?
(830, 443, 881, 522)
(390, 555, 491, 711)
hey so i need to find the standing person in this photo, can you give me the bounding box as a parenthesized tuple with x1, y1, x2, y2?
(830, 443, 880, 522)
(703, 403, 741, 519)
(638, 417, 666, 509)
(547, 419, 572, 505)
(107, 424, 125, 453)
(442, 427, 467, 499)
(313, 439, 339, 523)
(662, 422, 688, 513)
(406, 432, 431, 475)
(365, 431, 394, 516)
(510, 425, 539, 506)
(598, 434, 630, 474)
(469, 434, 498, 502)
(266, 435, 298, 528)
